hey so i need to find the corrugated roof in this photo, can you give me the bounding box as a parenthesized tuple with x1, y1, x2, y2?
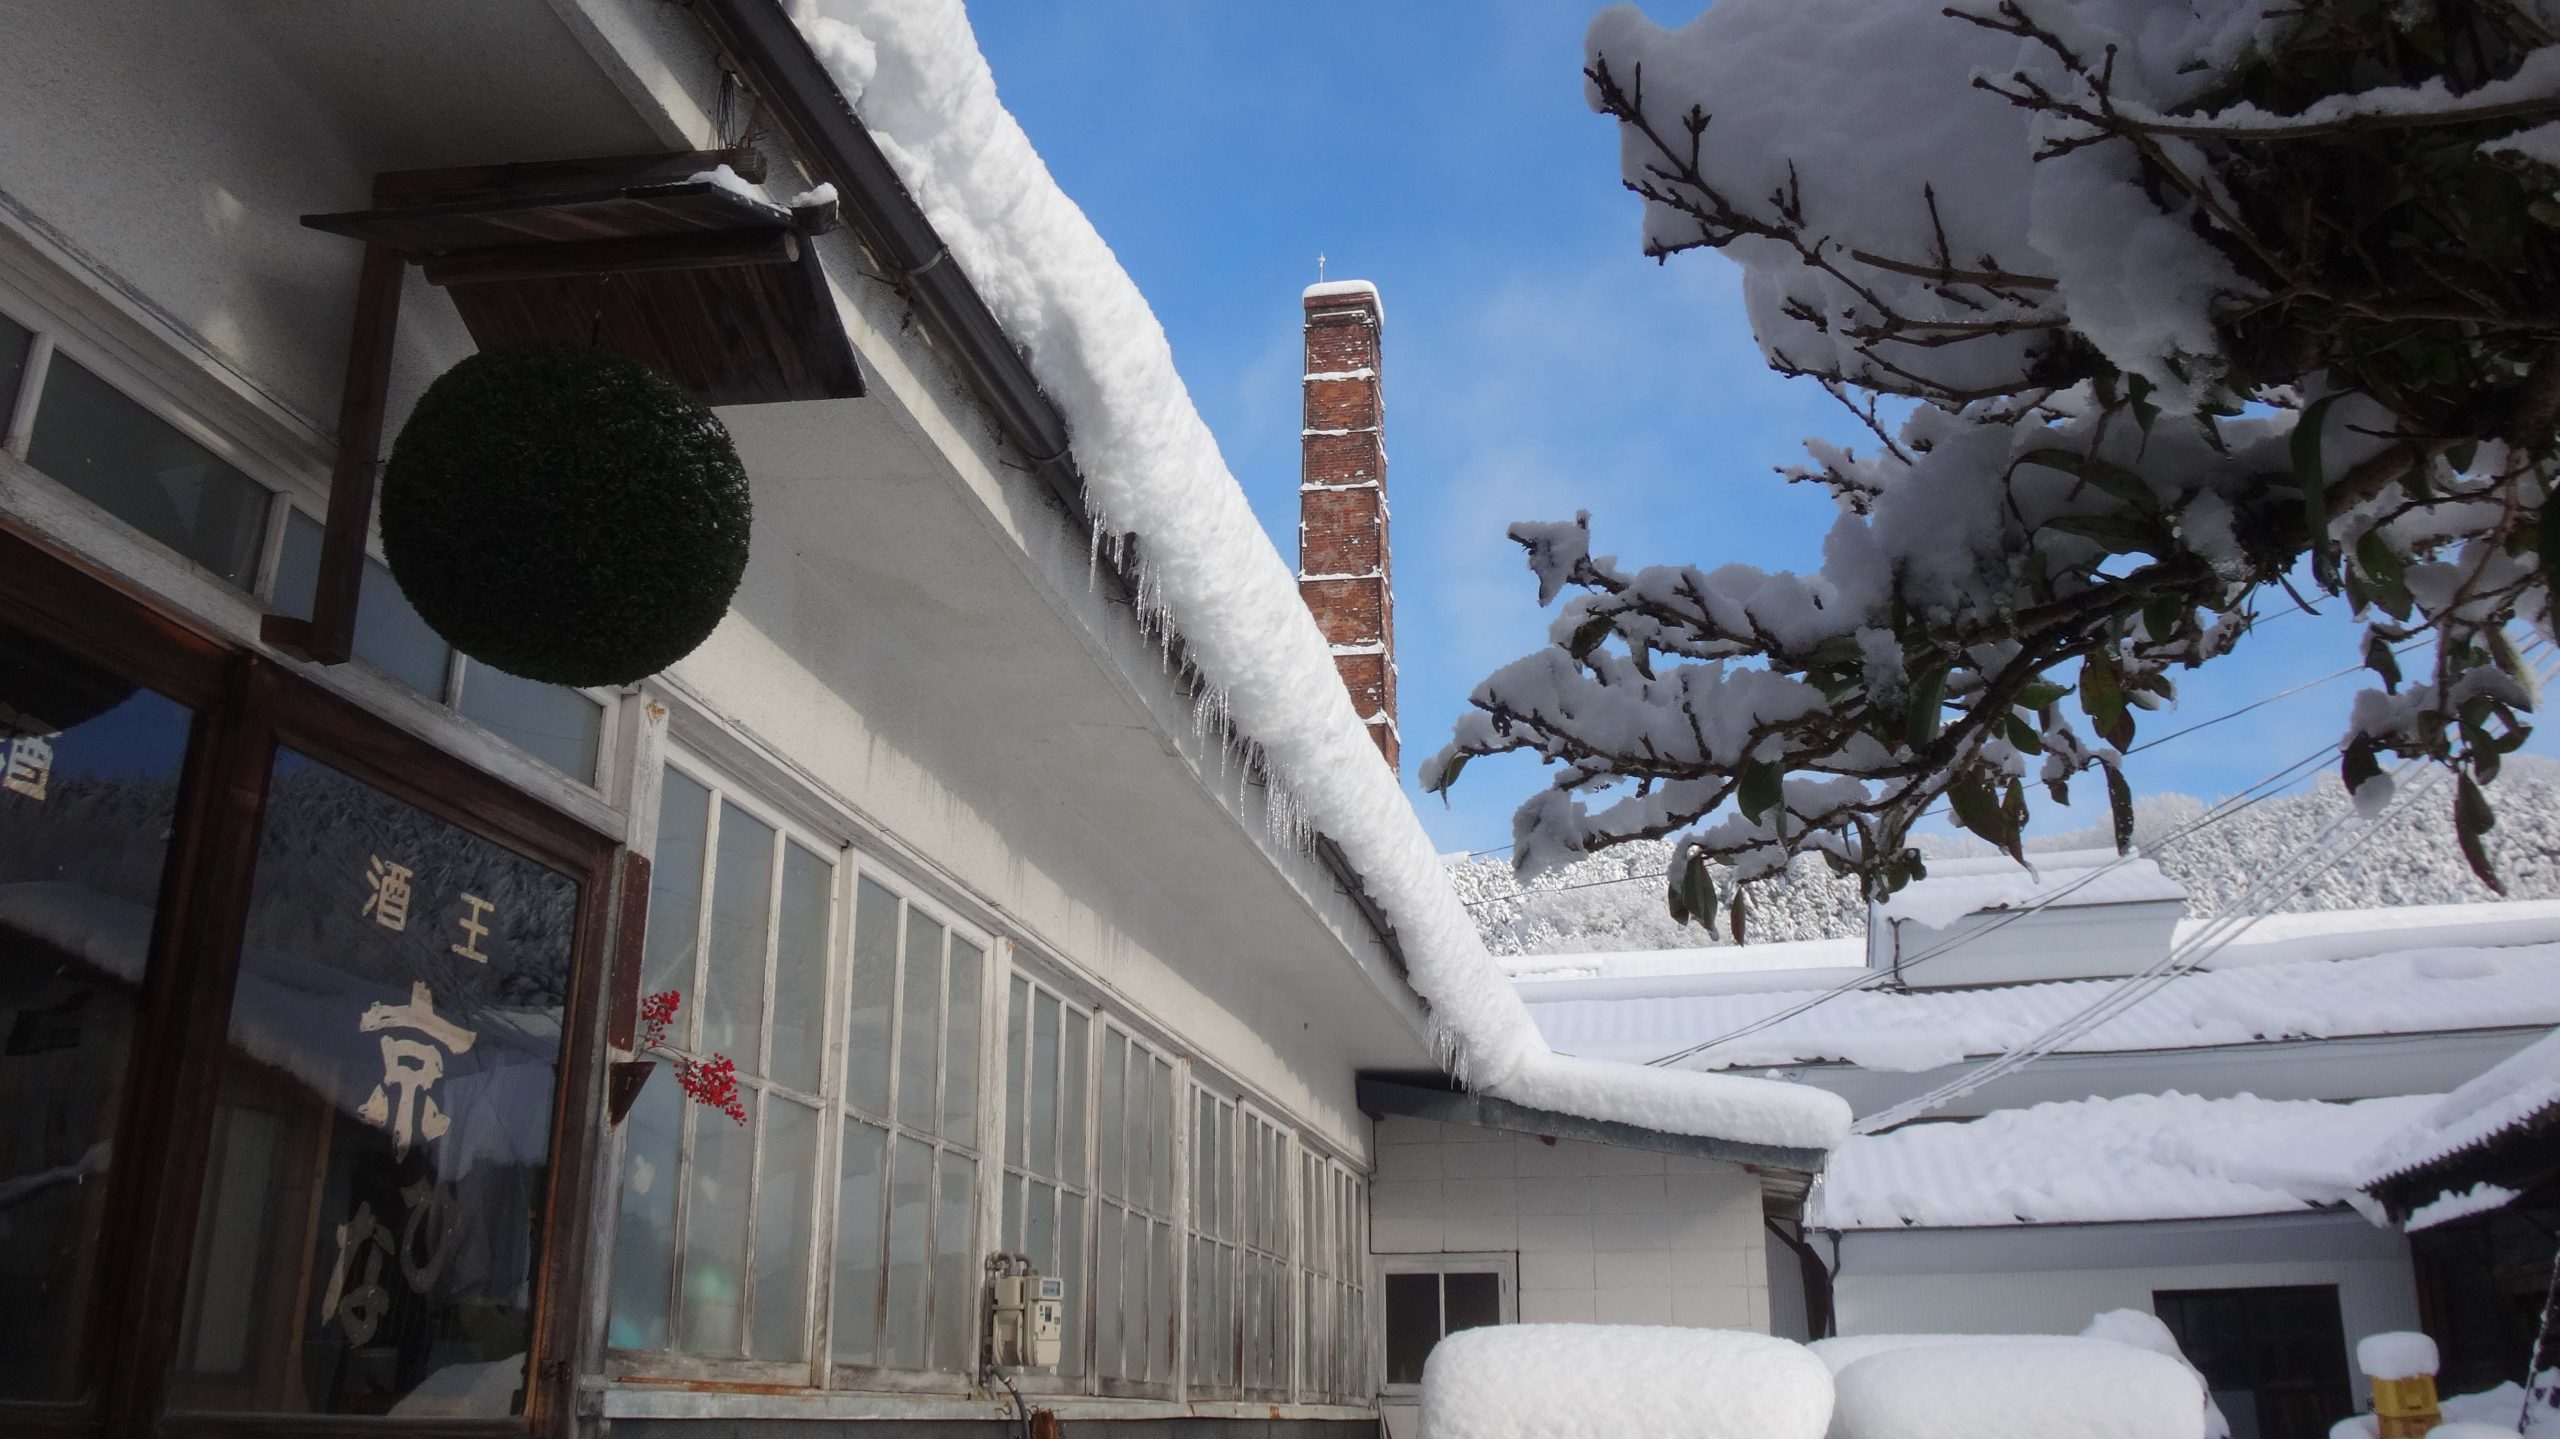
(1876, 849, 2188, 930)
(1524, 936, 2560, 1073)
(2361, 1024, 2560, 1186)
(1809, 1090, 2430, 1230)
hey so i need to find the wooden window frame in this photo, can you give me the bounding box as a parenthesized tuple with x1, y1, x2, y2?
(1087, 1020, 1182, 1401)
(996, 966, 1099, 1398)
(0, 522, 621, 1439)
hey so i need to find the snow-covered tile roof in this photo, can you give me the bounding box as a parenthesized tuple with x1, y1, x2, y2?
(1809, 1089, 2432, 1230)
(1524, 931, 2560, 1074)
(1878, 849, 2187, 931)
(2361, 1024, 2560, 1185)
(785, 0, 1849, 1149)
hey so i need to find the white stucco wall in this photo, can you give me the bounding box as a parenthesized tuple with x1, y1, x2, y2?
(1371, 1114, 1770, 1438)
(1830, 1211, 2419, 1390)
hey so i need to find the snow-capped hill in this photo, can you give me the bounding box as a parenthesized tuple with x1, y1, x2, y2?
(1452, 758, 2560, 958)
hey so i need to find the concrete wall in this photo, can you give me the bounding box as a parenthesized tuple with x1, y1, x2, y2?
(1830, 1211, 2420, 1389)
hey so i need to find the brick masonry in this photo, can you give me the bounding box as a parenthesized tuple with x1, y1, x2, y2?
(1298, 285, 1397, 771)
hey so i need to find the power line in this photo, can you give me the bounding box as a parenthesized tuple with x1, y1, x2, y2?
(1637, 738, 2343, 1071)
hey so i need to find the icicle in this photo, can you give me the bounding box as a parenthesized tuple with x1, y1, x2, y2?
(1088, 520, 1106, 593)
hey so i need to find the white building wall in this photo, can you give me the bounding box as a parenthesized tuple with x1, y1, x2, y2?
(1369, 1115, 1770, 1325)
(1830, 1212, 2420, 1387)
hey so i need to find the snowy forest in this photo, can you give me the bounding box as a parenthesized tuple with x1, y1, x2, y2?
(1453, 755, 2560, 957)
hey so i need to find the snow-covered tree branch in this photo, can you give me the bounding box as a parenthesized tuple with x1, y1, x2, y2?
(1426, 0, 2560, 927)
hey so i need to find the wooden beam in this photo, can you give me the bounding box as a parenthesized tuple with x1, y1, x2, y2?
(367, 147, 766, 211)
(418, 228, 797, 287)
(261, 242, 402, 665)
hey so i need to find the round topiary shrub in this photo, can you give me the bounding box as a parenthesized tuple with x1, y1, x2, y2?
(380, 345, 751, 688)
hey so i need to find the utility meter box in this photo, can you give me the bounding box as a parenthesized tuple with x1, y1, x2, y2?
(1031, 1276, 1064, 1368)
(990, 1268, 1067, 1369)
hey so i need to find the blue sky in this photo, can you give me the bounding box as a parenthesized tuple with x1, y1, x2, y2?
(968, 1, 2533, 857)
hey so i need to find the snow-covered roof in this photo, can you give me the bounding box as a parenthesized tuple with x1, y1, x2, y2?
(2361, 1023, 2560, 1186)
(1502, 934, 1864, 984)
(1808, 1089, 2431, 1230)
(1521, 904, 2560, 1073)
(1877, 849, 2187, 932)
(789, 1, 1847, 1149)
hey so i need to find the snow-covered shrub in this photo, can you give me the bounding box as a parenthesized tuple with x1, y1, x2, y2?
(1431, 0, 2560, 929)
(1417, 1324, 1833, 1439)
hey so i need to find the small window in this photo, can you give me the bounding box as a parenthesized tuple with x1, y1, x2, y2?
(273, 511, 605, 782)
(25, 354, 270, 587)
(2154, 1285, 2352, 1439)
(1381, 1257, 1512, 1392)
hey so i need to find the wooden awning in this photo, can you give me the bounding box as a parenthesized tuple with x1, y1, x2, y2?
(304, 149, 863, 406)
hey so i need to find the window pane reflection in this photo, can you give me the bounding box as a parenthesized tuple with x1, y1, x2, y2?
(168, 749, 579, 1417)
(28, 356, 268, 587)
(0, 630, 193, 1400)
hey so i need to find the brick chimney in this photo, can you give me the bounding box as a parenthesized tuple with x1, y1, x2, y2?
(1297, 280, 1397, 771)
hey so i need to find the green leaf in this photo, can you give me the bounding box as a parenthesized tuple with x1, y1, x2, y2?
(1426, 751, 1469, 800)
(2127, 373, 2160, 437)
(2456, 775, 2505, 894)
(2363, 631, 2402, 693)
(2005, 712, 2042, 753)
(1738, 760, 1784, 824)
(1666, 853, 1720, 931)
(2292, 394, 2347, 588)
(2021, 448, 2155, 511)
(2080, 654, 2134, 750)
(1946, 768, 2019, 859)
(2143, 593, 2185, 645)
(1568, 615, 1615, 660)
(1906, 665, 1949, 749)
(2340, 736, 2382, 801)
(2016, 678, 2069, 712)
(1729, 891, 1748, 945)
(2105, 763, 2136, 855)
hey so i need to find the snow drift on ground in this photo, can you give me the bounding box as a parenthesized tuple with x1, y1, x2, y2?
(1826, 1338, 2208, 1439)
(1810, 1090, 2431, 1229)
(786, 0, 1847, 1148)
(1455, 762, 2560, 962)
(1419, 1324, 1833, 1439)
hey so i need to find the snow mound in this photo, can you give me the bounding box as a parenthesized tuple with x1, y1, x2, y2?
(2082, 1311, 2232, 1439)
(2358, 1332, 2440, 1381)
(1829, 1338, 2209, 1439)
(1419, 1324, 1833, 1439)
(792, 0, 1847, 1147)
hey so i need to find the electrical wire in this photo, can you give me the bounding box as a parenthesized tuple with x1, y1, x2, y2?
(1639, 737, 2343, 1070)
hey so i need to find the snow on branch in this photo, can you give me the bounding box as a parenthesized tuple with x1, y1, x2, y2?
(1432, 0, 2560, 922)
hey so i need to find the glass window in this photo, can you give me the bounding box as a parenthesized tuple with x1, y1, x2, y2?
(1091, 1025, 1177, 1392)
(27, 355, 269, 587)
(275, 511, 603, 783)
(167, 747, 581, 1416)
(831, 874, 984, 1378)
(608, 769, 834, 1366)
(1381, 1261, 1508, 1391)
(1298, 1153, 1369, 1403)
(456, 664, 601, 783)
(274, 510, 453, 699)
(1002, 975, 1092, 1379)
(0, 629, 195, 1401)
(1187, 1088, 1240, 1396)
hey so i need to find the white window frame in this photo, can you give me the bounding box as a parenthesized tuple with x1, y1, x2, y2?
(995, 963, 1098, 1396)
(1298, 1147, 1371, 1405)
(1377, 1253, 1516, 1399)
(825, 858, 995, 1388)
(609, 754, 845, 1383)
(1087, 1016, 1183, 1399)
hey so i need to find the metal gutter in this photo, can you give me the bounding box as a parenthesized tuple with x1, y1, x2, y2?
(1358, 1074, 1829, 1176)
(685, 0, 1410, 975)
